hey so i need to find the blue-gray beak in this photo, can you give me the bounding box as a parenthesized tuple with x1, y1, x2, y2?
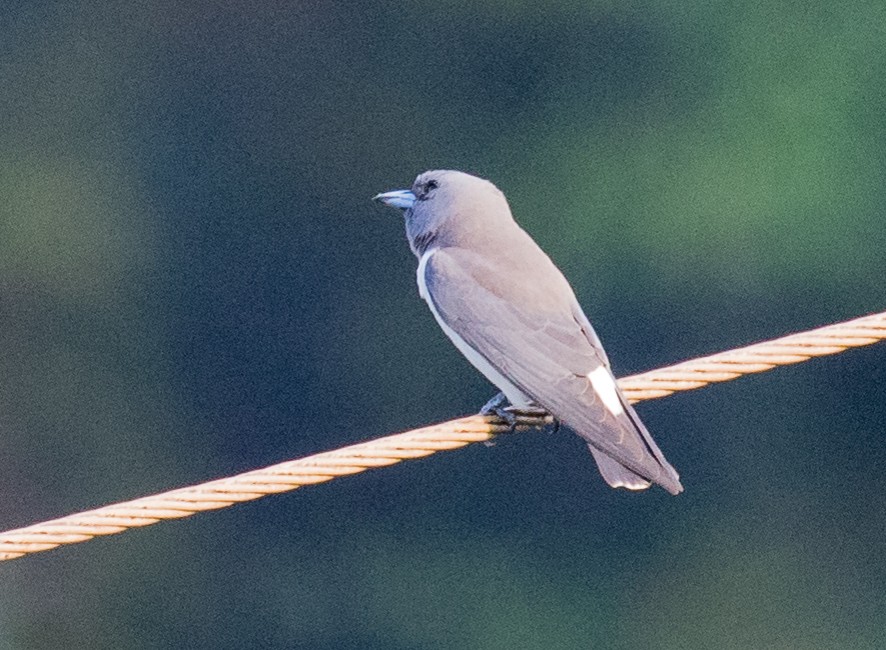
(373, 189, 416, 210)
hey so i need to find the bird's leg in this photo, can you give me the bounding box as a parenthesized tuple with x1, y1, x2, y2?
(480, 392, 558, 433)
(479, 392, 509, 413)
(481, 392, 522, 429)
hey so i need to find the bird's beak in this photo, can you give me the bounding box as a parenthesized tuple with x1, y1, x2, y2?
(373, 189, 416, 210)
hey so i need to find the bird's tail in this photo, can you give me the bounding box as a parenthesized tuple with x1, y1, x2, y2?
(589, 443, 683, 495)
(587, 393, 684, 495)
(588, 445, 653, 491)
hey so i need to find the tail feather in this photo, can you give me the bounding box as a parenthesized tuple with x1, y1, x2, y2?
(570, 391, 684, 495)
(588, 446, 652, 491)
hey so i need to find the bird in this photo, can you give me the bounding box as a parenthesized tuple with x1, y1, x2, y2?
(374, 170, 683, 495)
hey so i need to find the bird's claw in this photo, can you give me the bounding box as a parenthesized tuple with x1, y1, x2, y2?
(481, 392, 519, 430)
(480, 392, 558, 433)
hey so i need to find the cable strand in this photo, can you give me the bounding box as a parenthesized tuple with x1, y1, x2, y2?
(1, 310, 883, 561)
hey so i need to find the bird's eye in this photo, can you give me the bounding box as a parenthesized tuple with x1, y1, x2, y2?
(425, 179, 439, 192)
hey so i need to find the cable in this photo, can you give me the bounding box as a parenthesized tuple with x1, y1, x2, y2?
(1, 311, 883, 562)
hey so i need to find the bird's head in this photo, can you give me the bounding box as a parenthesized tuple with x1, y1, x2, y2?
(374, 170, 512, 256)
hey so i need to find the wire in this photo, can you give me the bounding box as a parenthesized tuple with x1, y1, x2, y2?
(1, 311, 883, 562)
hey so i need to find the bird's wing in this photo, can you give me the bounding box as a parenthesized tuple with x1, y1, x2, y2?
(424, 246, 682, 494)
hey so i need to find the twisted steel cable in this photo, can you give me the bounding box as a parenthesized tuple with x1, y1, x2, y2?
(1, 311, 883, 562)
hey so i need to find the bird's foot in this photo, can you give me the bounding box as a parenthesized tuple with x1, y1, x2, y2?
(480, 392, 557, 433)
(481, 392, 511, 417)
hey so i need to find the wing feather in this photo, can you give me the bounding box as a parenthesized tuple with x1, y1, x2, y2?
(425, 246, 682, 494)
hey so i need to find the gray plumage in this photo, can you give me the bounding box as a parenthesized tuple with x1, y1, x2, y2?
(375, 170, 683, 495)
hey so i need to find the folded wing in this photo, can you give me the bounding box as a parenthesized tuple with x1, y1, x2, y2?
(424, 246, 682, 495)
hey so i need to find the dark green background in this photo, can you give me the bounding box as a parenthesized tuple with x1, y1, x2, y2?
(2, 1, 885, 648)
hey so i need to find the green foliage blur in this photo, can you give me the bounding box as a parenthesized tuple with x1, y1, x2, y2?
(1, 1, 885, 648)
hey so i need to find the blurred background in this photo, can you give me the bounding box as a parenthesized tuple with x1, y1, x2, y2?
(1, 1, 885, 648)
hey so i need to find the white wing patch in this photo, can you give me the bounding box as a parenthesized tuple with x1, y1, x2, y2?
(587, 366, 625, 416)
